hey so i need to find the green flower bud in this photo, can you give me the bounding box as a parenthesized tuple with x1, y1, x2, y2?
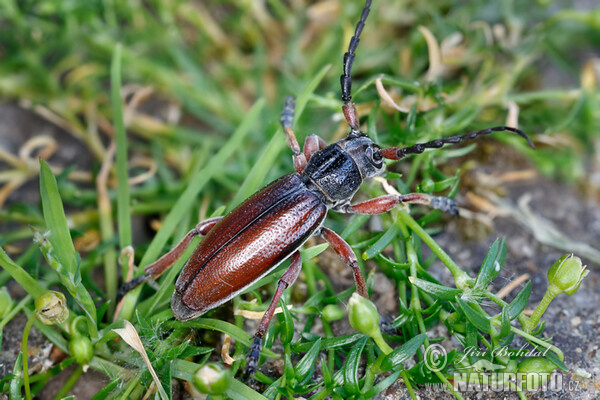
(0, 287, 13, 318)
(35, 291, 69, 325)
(547, 254, 588, 295)
(322, 304, 345, 322)
(69, 335, 93, 364)
(193, 363, 230, 395)
(348, 292, 380, 338)
(517, 357, 556, 389)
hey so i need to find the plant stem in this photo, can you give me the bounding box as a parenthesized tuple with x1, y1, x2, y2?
(53, 365, 83, 400)
(371, 331, 393, 355)
(524, 286, 560, 333)
(398, 210, 472, 289)
(22, 316, 35, 400)
(510, 326, 564, 362)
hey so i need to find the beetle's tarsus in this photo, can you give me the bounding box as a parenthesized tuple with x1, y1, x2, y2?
(116, 274, 151, 303)
(243, 336, 263, 380)
(431, 196, 459, 216)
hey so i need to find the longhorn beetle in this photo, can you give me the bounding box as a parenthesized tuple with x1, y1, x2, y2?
(119, 0, 534, 377)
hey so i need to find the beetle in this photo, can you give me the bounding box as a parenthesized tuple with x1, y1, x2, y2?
(119, 0, 534, 377)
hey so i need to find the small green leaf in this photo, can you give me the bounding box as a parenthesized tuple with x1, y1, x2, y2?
(296, 338, 321, 383)
(292, 333, 363, 352)
(10, 352, 22, 400)
(474, 238, 506, 290)
(456, 297, 491, 333)
(507, 281, 532, 320)
(320, 355, 332, 386)
(500, 306, 511, 337)
(300, 243, 329, 261)
(409, 277, 462, 301)
(363, 224, 400, 259)
(278, 297, 294, 345)
(344, 336, 367, 394)
(90, 379, 120, 400)
(381, 333, 426, 371)
(363, 370, 402, 397)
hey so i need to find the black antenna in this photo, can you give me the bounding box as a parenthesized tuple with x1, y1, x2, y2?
(381, 126, 535, 160)
(341, 0, 372, 105)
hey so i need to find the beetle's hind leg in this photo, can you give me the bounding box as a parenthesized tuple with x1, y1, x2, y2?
(321, 227, 368, 298)
(244, 251, 303, 379)
(339, 193, 459, 215)
(116, 216, 223, 302)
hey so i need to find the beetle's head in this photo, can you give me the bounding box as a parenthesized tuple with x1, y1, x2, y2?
(338, 131, 385, 179)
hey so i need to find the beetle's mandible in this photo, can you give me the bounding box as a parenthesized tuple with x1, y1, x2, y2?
(119, 0, 534, 378)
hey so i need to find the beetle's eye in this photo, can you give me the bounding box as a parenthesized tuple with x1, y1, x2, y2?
(372, 149, 382, 162)
(366, 147, 383, 168)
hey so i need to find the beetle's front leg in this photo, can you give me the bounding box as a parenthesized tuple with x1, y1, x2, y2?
(280, 97, 308, 173)
(321, 227, 368, 298)
(303, 134, 327, 162)
(244, 251, 303, 379)
(116, 217, 222, 300)
(340, 193, 458, 215)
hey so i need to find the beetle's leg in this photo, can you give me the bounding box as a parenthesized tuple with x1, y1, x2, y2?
(280, 96, 308, 173)
(116, 217, 222, 300)
(244, 251, 303, 378)
(340, 193, 458, 215)
(303, 134, 327, 162)
(320, 227, 368, 298)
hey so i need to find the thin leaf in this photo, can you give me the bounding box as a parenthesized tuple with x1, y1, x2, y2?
(381, 333, 426, 371)
(296, 338, 321, 383)
(363, 224, 400, 259)
(363, 370, 402, 397)
(111, 43, 132, 249)
(0, 247, 45, 298)
(409, 277, 462, 301)
(507, 281, 532, 320)
(9, 352, 22, 400)
(292, 333, 363, 352)
(278, 297, 294, 345)
(474, 238, 506, 290)
(344, 336, 367, 393)
(500, 306, 511, 337)
(456, 297, 491, 333)
(90, 379, 120, 400)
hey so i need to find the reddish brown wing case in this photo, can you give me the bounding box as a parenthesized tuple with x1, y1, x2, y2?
(171, 173, 327, 321)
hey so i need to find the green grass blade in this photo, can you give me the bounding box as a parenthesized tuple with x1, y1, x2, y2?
(111, 43, 132, 250)
(138, 98, 265, 269)
(38, 161, 98, 336)
(0, 247, 45, 298)
(294, 64, 331, 126)
(39, 159, 78, 275)
(228, 129, 286, 210)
